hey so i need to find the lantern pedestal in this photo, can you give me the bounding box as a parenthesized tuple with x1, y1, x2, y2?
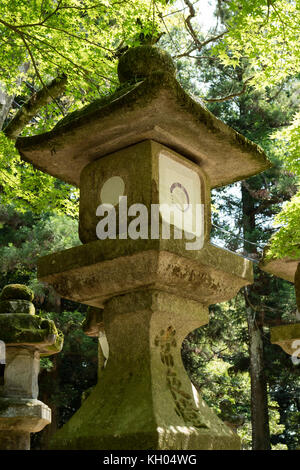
(0, 398, 51, 450)
(49, 290, 239, 450)
(38, 240, 252, 450)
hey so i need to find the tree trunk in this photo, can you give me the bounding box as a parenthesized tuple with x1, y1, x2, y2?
(247, 305, 271, 449)
(242, 181, 271, 450)
(0, 62, 30, 131)
(0, 84, 14, 131)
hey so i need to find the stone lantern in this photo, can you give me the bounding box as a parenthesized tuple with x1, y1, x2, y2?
(0, 284, 63, 450)
(259, 256, 300, 359)
(16, 46, 271, 450)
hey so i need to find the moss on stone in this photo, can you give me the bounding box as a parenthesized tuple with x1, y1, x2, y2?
(0, 300, 35, 315)
(40, 330, 64, 357)
(81, 386, 95, 404)
(0, 314, 63, 355)
(271, 323, 300, 342)
(0, 284, 34, 302)
(54, 81, 139, 130)
(117, 45, 175, 83)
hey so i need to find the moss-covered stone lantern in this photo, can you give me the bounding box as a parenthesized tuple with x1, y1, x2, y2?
(0, 284, 63, 450)
(16, 46, 271, 450)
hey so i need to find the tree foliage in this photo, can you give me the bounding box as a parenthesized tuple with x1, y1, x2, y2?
(0, 0, 166, 97)
(213, 0, 300, 89)
(0, 0, 170, 215)
(267, 111, 300, 259)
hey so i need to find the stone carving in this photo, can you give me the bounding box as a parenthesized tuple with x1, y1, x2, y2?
(155, 325, 208, 429)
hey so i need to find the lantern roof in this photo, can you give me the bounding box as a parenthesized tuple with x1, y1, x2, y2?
(16, 46, 271, 188)
(259, 255, 299, 283)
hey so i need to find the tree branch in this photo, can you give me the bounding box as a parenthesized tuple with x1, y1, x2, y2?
(21, 30, 117, 84)
(203, 76, 254, 102)
(183, 0, 203, 49)
(182, 0, 227, 55)
(40, 24, 113, 52)
(4, 74, 67, 140)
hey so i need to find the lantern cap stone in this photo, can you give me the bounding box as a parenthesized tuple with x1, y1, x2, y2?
(16, 46, 271, 188)
(0, 284, 34, 302)
(117, 45, 176, 83)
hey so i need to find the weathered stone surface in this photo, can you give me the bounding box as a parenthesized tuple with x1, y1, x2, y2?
(50, 290, 239, 450)
(15, 47, 271, 189)
(0, 431, 30, 450)
(0, 397, 51, 449)
(82, 307, 108, 376)
(0, 398, 51, 433)
(0, 299, 35, 315)
(82, 307, 104, 337)
(0, 314, 63, 355)
(3, 348, 40, 399)
(38, 242, 252, 308)
(259, 256, 299, 283)
(0, 284, 34, 302)
(270, 323, 300, 356)
(79, 140, 211, 244)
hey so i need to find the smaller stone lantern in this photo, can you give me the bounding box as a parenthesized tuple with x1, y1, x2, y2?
(259, 256, 300, 359)
(0, 284, 63, 450)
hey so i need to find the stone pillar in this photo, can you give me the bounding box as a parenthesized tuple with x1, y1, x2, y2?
(0, 284, 63, 450)
(50, 290, 241, 449)
(3, 348, 40, 399)
(0, 431, 30, 450)
(96, 290, 217, 450)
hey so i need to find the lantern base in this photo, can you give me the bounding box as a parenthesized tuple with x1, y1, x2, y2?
(49, 290, 239, 450)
